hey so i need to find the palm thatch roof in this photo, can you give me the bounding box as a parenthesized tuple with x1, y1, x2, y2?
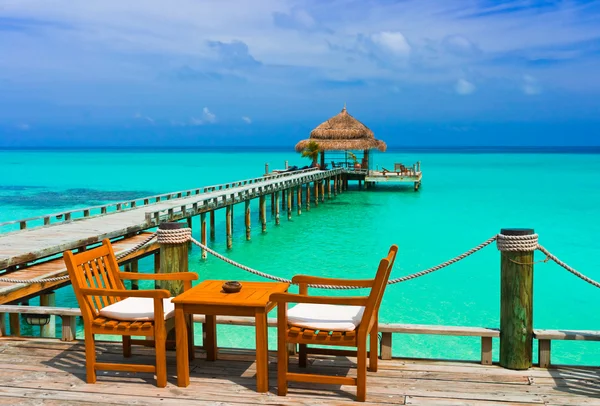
(295, 106, 387, 152)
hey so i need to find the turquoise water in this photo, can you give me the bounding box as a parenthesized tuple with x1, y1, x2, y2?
(1, 149, 599, 365)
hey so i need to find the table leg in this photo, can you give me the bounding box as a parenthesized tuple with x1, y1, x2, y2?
(255, 308, 269, 393)
(175, 307, 190, 387)
(205, 314, 217, 361)
(187, 314, 195, 361)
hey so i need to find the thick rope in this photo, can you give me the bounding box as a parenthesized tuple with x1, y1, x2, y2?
(537, 244, 600, 289)
(388, 235, 498, 284)
(156, 228, 191, 244)
(0, 233, 158, 285)
(496, 233, 539, 252)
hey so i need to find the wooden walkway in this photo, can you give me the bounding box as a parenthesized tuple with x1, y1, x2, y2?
(0, 168, 340, 270)
(0, 338, 598, 405)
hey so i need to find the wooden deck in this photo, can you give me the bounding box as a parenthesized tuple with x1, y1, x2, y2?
(0, 338, 598, 405)
(0, 168, 339, 270)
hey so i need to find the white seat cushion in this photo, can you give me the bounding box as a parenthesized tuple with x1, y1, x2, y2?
(98, 297, 175, 321)
(287, 303, 365, 332)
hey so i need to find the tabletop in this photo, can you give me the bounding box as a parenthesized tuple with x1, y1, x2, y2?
(172, 280, 289, 308)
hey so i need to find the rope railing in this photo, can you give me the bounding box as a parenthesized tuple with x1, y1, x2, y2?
(2, 230, 599, 289)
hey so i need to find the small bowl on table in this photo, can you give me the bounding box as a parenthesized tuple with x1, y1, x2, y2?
(222, 281, 242, 293)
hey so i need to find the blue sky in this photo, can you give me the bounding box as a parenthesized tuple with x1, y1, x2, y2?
(1, 0, 600, 147)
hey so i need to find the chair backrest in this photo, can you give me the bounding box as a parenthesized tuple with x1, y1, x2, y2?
(359, 245, 398, 332)
(63, 239, 125, 323)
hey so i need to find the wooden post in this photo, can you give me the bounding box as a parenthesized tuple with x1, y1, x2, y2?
(154, 252, 160, 272)
(481, 337, 492, 365)
(297, 186, 302, 215)
(275, 191, 280, 225)
(281, 187, 286, 210)
(333, 176, 337, 196)
(226, 205, 233, 249)
(500, 228, 534, 370)
(40, 291, 56, 338)
(320, 180, 325, 203)
(538, 340, 551, 368)
(186, 217, 193, 229)
(271, 193, 275, 215)
(327, 178, 331, 199)
(244, 200, 251, 241)
(0, 313, 5, 337)
(314, 181, 319, 207)
(380, 332, 392, 360)
(61, 315, 76, 341)
(158, 223, 189, 297)
(306, 184, 311, 211)
(260, 195, 267, 232)
(287, 188, 292, 220)
(265, 163, 269, 175)
(9, 313, 20, 336)
(210, 210, 216, 240)
(200, 212, 207, 258)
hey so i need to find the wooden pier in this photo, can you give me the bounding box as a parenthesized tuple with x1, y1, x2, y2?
(0, 337, 598, 405)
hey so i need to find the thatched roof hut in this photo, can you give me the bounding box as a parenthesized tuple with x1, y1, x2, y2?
(295, 106, 387, 152)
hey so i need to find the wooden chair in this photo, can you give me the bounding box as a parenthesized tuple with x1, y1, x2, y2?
(272, 245, 398, 402)
(63, 238, 198, 387)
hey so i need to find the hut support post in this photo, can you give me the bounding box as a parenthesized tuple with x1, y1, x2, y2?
(327, 177, 332, 199)
(260, 195, 267, 232)
(275, 191, 280, 225)
(500, 228, 534, 370)
(297, 186, 302, 215)
(40, 291, 56, 338)
(314, 181, 319, 207)
(245, 200, 251, 240)
(306, 184, 311, 211)
(271, 193, 275, 215)
(333, 176, 337, 196)
(287, 188, 292, 220)
(226, 204, 233, 249)
(320, 180, 325, 203)
(200, 212, 207, 259)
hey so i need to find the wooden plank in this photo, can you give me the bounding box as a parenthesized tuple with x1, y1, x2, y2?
(534, 329, 600, 341)
(380, 324, 499, 337)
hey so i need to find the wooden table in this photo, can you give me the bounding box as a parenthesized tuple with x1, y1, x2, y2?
(172, 280, 289, 392)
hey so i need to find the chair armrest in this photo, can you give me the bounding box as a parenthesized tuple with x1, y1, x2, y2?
(271, 293, 368, 306)
(292, 275, 373, 288)
(118, 272, 198, 281)
(80, 288, 170, 299)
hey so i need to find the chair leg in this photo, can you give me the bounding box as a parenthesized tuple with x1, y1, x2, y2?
(123, 335, 132, 358)
(357, 340, 367, 402)
(155, 326, 168, 388)
(299, 344, 307, 368)
(277, 340, 289, 396)
(84, 330, 97, 384)
(369, 329, 378, 372)
(186, 314, 195, 361)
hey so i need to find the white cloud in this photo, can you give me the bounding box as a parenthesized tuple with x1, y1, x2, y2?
(190, 107, 217, 125)
(242, 116, 252, 124)
(133, 113, 155, 125)
(370, 31, 411, 57)
(523, 75, 542, 95)
(455, 79, 476, 95)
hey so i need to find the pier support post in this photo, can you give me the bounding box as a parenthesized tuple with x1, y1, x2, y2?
(158, 222, 189, 297)
(210, 210, 216, 240)
(260, 195, 267, 232)
(499, 228, 534, 370)
(314, 181, 319, 207)
(271, 193, 275, 215)
(9, 313, 20, 336)
(226, 205, 233, 249)
(333, 176, 337, 196)
(186, 217, 193, 230)
(200, 212, 207, 258)
(245, 201, 251, 240)
(275, 191, 280, 225)
(327, 178, 332, 199)
(287, 188, 292, 220)
(320, 181, 325, 203)
(40, 291, 56, 338)
(61, 315, 76, 341)
(0, 313, 5, 337)
(130, 260, 139, 290)
(306, 184, 311, 211)
(297, 186, 302, 215)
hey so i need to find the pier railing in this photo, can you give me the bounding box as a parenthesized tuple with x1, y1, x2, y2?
(0, 167, 322, 233)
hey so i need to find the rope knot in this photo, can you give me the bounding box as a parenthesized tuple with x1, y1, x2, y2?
(157, 228, 191, 244)
(496, 233, 539, 252)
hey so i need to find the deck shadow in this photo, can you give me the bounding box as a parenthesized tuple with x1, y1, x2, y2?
(551, 366, 600, 398)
